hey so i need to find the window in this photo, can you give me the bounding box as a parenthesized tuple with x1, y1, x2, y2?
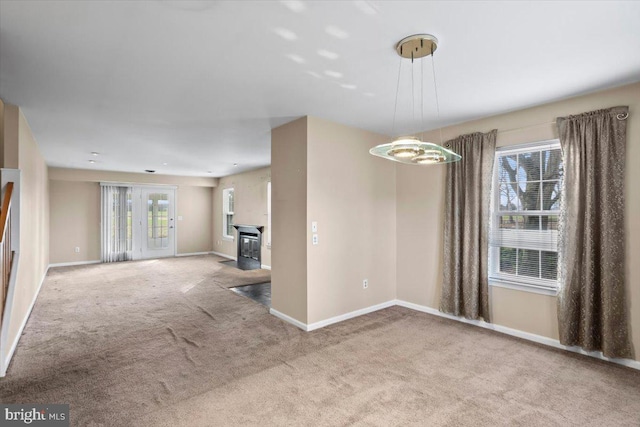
(222, 188, 234, 239)
(266, 181, 271, 247)
(489, 140, 562, 292)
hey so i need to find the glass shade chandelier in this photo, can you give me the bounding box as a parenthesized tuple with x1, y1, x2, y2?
(369, 34, 461, 165)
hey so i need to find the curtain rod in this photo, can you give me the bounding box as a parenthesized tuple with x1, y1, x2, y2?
(497, 112, 629, 135)
(497, 121, 556, 134)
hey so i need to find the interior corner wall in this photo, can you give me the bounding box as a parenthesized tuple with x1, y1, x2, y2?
(2, 106, 50, 366)
(48, 168, 216, 264)
(271, 117, 308, 324)
(306, 116, 396, 324)
(396, 81, 640, 361)
(212, 166, 271, 267)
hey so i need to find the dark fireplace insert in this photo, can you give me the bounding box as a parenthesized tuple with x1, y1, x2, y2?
(232, 224, 264, 270)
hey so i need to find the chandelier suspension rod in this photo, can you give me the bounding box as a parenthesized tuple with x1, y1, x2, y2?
(420, 53, 425, 142)
(391, 58, 403, 137)
(430, 44, 444, 147)
(411, 52, 415, 134)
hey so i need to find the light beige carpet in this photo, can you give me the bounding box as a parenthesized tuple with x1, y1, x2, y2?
(0, 255, 638, 426)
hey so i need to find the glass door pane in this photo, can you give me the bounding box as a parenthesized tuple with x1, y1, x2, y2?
(139, 188, 175, 259)
(147, 193, 169, 249)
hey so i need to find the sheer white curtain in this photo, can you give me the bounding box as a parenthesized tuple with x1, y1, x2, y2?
(101, 184, 133, 262)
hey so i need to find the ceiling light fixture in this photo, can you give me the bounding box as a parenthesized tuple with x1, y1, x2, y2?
(369, 34, 461, 165)
(91, 152, 99, 156)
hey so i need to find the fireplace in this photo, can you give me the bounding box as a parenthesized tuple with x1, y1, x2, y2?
(232, 225, 264, 270)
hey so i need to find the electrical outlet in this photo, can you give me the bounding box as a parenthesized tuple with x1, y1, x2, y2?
(363, 279, 368, 289)
(74, 247, 80, 253)
(312, 234, 319, 245)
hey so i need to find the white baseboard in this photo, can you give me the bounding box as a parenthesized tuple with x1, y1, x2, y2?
(306, 300, 396, 331)
(1, 262, 49, 377)
(49, 260, 101, 268)
(270, 300, 396, 332)
(176, 252, 210, 257)
(270, 298, 640, 370)
(395, 299, 640, 371)
(269, 308, 308, 331)
(261, 264, 271, 270)
(210, 251, 236, 261)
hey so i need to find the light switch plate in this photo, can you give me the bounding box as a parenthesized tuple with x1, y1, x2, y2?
(312, 234, 319, 245)
(311, 221, 318, 232)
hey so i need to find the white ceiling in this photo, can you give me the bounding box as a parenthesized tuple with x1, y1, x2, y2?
(1, 1, 639, 177)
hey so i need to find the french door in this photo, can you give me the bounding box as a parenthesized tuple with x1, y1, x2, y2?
(102, 184, 176, 262)
(134, 187, 176, 260)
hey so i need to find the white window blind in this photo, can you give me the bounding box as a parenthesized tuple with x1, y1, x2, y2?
(222, 188, 234, 239)
(489, 140, 562, 290)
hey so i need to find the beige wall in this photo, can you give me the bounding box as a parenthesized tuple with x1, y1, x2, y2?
(212, 166, 272, 267)
(306, 117, 396, 324)
(396, 163, 446, 309)
(49, 181, 100, 263)
(1, 106, 50, 366)
(49, 168, 215, 263)
(271, 116, 396, 325)
(396, 82, 640, 360)
(271, 117, 308, 323)
(177, 185, 213, 255)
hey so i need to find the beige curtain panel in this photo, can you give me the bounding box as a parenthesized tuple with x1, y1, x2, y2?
(556, 106, 633, 359)
(440, 130, 497, 321)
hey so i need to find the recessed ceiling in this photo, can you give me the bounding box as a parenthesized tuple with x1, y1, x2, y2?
(1, 1, 639, 177)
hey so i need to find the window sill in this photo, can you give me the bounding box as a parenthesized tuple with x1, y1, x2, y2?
(489, 279, 558, 296)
